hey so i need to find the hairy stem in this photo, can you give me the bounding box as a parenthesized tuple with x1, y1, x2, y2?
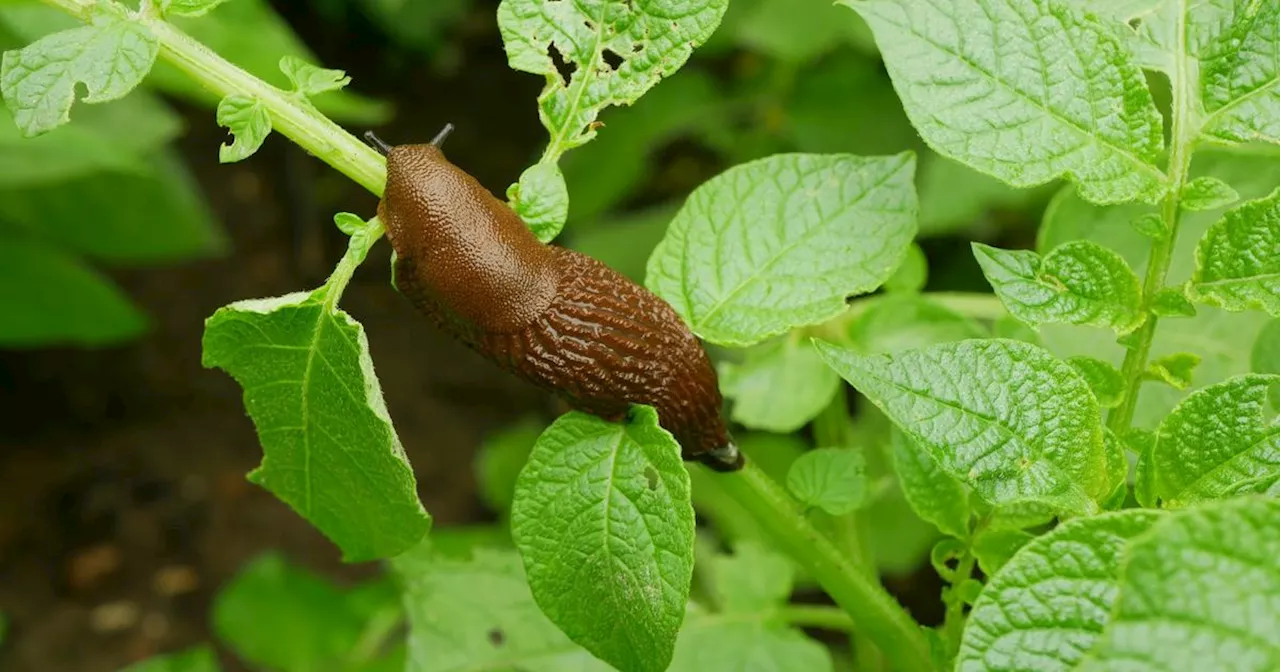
(41, 0, 387, 196)
(1107, 12, 1199, 435)
(716, 460, 931, 672)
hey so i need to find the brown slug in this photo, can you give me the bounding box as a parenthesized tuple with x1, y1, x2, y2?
(366, 126, 743, 472)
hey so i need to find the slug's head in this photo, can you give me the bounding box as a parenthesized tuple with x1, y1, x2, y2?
(364, 124, 475, 243)
(700, 439, 744, 473)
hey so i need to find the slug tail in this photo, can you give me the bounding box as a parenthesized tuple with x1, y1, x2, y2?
(699, 441, 744, 472)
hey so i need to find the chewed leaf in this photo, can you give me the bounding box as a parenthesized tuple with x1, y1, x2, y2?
(815, 338, 1108, 514)
(279, 56, 351, 97)
(201, 291, 430, 561)
(510, 408, 694, 672)
(646, 152, 917, 346)
(843, 0, 1166, 204)
(958, 510, 1165, 672)
(1147, 374, 1280, 508)
(217, 95, 271, 163)
(1081, 498, 1280, 671)
(0, 10, 159, 136)
(1189, 188, 1280, 316)
(1145, 352, 1201, 390)
(498, 0, 728, 156)
(974, 241, 1144, 334)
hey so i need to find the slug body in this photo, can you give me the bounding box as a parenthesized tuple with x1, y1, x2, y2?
(375, 135, 742, 472)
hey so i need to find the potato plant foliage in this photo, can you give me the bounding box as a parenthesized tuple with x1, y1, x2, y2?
(6, 0, 1280, 671)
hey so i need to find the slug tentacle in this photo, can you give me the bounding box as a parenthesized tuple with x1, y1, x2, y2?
(376, 133, 743, 472)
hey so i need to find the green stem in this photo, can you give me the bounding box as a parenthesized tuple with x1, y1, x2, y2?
(941, 549, 976, 652)
(42, 0, 387, 196)
(779, 604, 857, 633)
(715, 461, 931, 672)
(1107, 11, 1198, 435)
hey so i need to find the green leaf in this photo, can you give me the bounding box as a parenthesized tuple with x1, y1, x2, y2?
(1189, 187, 1280, 316)
(508, 161, 569, 243)
(278, 55, 350, 97)
(333, 212, 363, 236)
(119, 647, 219, 672)
(971, 527, 1035, 576)
(671, 542, 832, 672)
(1067, 356, 1126, 408)
(718, 335, 841, 433)
(1196, 2, 1280, 146)
(1251, 318, 1280, 407)
(0, 10, 158, 136)
(201, 289, 430, 562)
(475, 417, 541, 515)
(957, 510, 1165, 672)
(1129, 427, 1159, 508)
(1081, 497, 1280, 671)
(847, 294, 987, 355)
(213, 552, 400, 671)
(646, 152, 918, 346)
(815, 338, 1108, 513)
(216, 95, 271, 163)
(917, 153, 1053, 237)
(1145, 352, 1201, 390)
(1151, 287, 1197, 317)
(1102, 429, 1131, 511)
(497, 0, 728, 157)
(884, 242, 928, 293)
(1181, 176, 1240, 212)
(732, 0, 863, 63)
(0, 92, 176, 188)
(973, 241, 1144, 334)
(160, 0, 233, 17)
(0, 150, 225, 264)
(786, 447, 868, 515)
(843, 0, 1166, 204)
(392, 544, 612, 672)
(1130, 212, 1169, 240)
(1146, 374, 1280, 508)
(510, 408, 695, 672)
(0, 236, 146, 347)
(890, 429, 971, 539)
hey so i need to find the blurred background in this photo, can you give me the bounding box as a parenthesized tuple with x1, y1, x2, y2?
(0, 1, 1056, 670)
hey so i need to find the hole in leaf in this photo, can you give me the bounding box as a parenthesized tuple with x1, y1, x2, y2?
(631, 43, 644, 53)
(644, 467, 659, 491)
(602, 48, 624, 71)
(488, 628, 505, 646)
(547, 44, 575, 87)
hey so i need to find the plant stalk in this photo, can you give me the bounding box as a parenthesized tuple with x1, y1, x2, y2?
(715, 461, 931, 672)
(40, 0, 387, 196)
(1107, 11, 1199, 435)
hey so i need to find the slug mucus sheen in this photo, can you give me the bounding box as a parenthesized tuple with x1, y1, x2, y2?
(366, 126, 743, 472)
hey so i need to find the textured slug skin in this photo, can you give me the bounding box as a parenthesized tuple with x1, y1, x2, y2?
(378, 143, 742, 471)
